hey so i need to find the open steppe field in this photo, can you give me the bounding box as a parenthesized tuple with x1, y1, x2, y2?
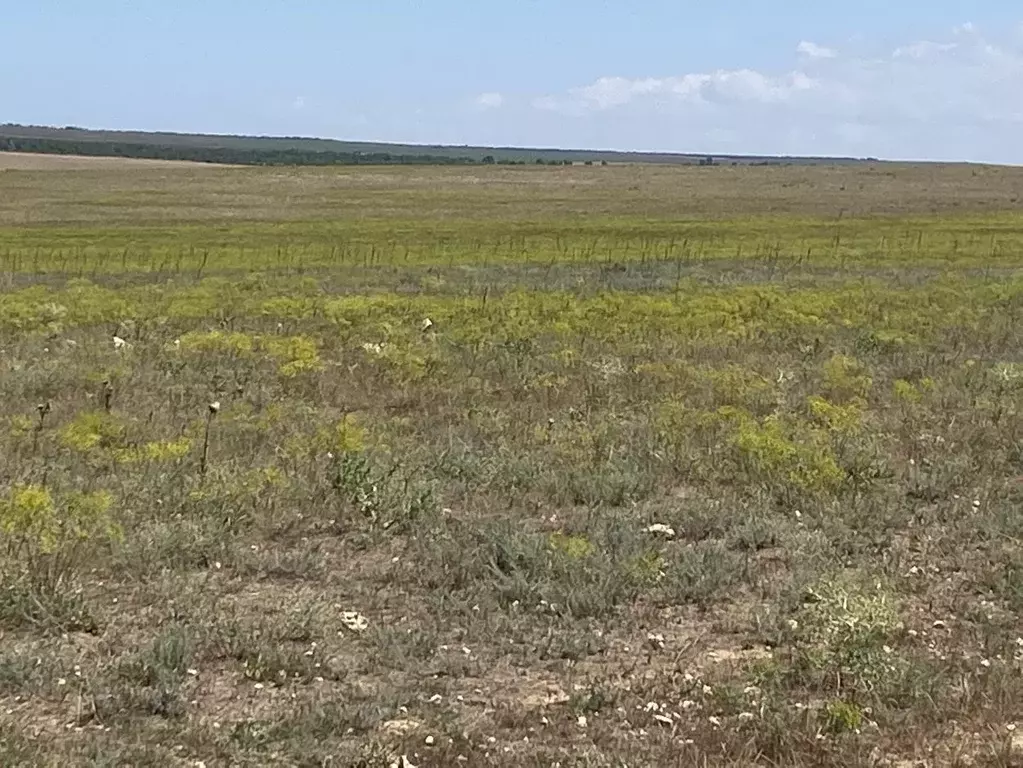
(3, 159, 1023, 767)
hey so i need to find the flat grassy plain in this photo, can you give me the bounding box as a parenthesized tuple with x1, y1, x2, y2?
(2, 159, 1023, 767)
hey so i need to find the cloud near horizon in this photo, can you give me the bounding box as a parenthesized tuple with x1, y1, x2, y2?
(488, 24, 1023, 162)
(475, 92, 505, 110)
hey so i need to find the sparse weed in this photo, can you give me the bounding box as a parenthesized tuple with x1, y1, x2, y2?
(780, 574, 903, 702)
(0, 483, 119, 631)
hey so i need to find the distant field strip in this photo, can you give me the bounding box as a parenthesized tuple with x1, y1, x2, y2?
(3, 214, 1023, 274)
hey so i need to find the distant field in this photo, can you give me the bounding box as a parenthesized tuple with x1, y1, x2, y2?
(1, 160, 1021, 226)
(0, 151, 236, 171)
(2, 162, 1023, 767)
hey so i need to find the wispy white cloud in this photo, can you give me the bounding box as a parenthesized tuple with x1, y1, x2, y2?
(292, 96, 306, 111)
(797, 41, 837, 59)
(536, 70, 818, 114)
(892, 40, 957, 59)
(475, 92, 504, 109)
(519, 23, 1023, 161)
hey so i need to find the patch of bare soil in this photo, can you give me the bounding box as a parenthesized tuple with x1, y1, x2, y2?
(0, 152, 236, 170)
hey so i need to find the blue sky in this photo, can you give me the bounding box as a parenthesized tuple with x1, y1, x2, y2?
(3, 1, 1023, 162)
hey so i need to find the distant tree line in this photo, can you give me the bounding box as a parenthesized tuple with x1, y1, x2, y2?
(0, 124, 877, 167)
(481, 155, 588, 166)
(0, 135, 491, 166)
